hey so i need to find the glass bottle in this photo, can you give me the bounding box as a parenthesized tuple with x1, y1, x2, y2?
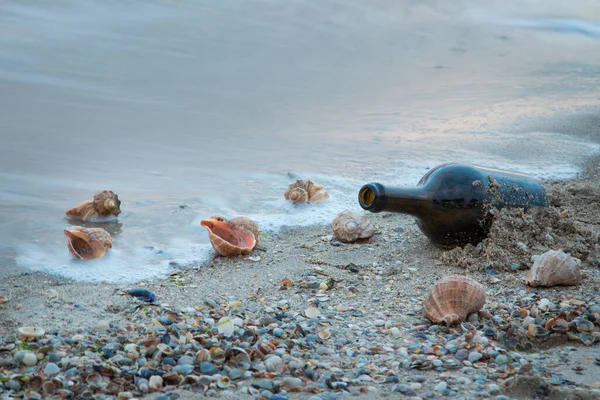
(358, 163, 548, 248)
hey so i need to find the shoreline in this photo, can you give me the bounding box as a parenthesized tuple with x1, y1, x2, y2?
(1, 161, 600, 399)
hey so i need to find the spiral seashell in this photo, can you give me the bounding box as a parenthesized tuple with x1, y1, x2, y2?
(284, 179, 329, 204)
(200, 216, 259, 257)
(64, 226, 113, 260)
(525, 250, 582, 287)
(331, 209, 376, 243)
(422, 275, 486, 326)
(65, 190, 121, 222)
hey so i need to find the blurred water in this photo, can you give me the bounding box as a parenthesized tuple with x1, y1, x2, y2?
(2, 0, 600, 282)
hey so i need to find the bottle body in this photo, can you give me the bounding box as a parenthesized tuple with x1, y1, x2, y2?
(358, 163, 548, 248)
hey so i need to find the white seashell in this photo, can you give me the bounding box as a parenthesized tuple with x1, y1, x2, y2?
(331, 210, 376, 243)
(525, 250, 582, 287)
(217, 317, 235, 337)
(18, 327, 45, 338)
(305, 306, 320, 319)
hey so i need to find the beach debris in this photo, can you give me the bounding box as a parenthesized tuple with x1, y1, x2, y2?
(200, 216, 259, 257)
(280, 277, 294, 290)
(64, 226, 113, 260)
(284, 179, 329, 203)
(0, 295, 8, 304)
(65, 190, 121, 222)
(423, 275, 486, 326)
(217, 316, 235, 337)
(126, 288, 157, 303)
(331, 209, 376, 243)
(525, 249, 582, 287)
(18, 327, 45, 338)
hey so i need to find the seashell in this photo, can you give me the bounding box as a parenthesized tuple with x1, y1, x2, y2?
(27, 376, 43, 391)
(18, 326, 45, 338)
(64, 226, 112, 260)
(280, 277, 294, 290)
(573, 319, 595, 333)
(525, 250, 582, 287)
(65, 190, 121, 222)
(331, 210, 376, 243)
(217, 376, 232, 389)
(217, 317, 235, 338)
(422, 275, 486, 326)
(209, 347, 226, 364)
(318, 330, 331, 340)
(156, 343, 174, 357)
(284, 179, 329, 204)
(86, 373, 104, 387)
(545, 317, 569, 333)
(200, 216, 258, 257)
(0, 295, 7, 304)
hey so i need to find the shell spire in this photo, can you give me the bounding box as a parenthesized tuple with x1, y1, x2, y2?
(284, 179, 329, 204)
(422, 275, 486, 326)
(64, 226, 113, 260)
(66, 190, 121, 222)
(201, 216, 259, 257)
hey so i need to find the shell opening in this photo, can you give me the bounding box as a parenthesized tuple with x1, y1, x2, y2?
(201, 220, 255, 248)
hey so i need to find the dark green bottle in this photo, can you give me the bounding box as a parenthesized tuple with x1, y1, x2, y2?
(358, 163, 549, 248)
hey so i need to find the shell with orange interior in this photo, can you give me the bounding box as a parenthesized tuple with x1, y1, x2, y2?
(284, 179, 329, 204)
(64, 226, 113, 260)
(65, 190, 121, 222)
(200, 216, 260, 257)
(423, 275, 486, 326)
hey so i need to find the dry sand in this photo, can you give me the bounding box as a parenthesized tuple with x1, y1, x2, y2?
(1, 162, 600, 400)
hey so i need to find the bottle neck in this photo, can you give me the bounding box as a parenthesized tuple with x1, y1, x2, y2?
(358, 183, 427, 216)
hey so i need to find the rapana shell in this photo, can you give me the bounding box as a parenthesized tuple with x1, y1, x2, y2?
(423, 275, 486, 326)
(64, 226, 113, 260)
(200, 216, 259, 257)
(331, 210, 376, 243)
(65, 190, 121, 222)
(526, 249, 582, 287)
(284, 179, 329, 204)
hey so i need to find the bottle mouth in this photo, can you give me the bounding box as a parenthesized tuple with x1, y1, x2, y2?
(358, 183, 384, 212)
(359, 187, 375, 207)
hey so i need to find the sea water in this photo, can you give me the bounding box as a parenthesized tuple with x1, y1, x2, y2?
(2, 0, 600, 283)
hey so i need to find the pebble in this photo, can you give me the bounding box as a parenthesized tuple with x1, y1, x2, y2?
(43, 362, 61, 375)
(177, 355, 194, 365)
(373, 319, 385, 327)
(434, 381, 447, 392)
(469, 351, 483, 363)
(149, 375, 164, 391)
(200, 362, 220, 375)
(173, 365, 194, 375)
(265, 356, 283, 372)
(22, 352, 37, 367)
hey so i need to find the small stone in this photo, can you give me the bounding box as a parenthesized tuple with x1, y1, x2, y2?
(434, 381, 447, 392)
(265, 356, 283, 372)
(373, 319, 385, 327)
(44, 362, 60, 375)
(390, 327, 401, 335)
(48, 353, 61, 363)
(173, 365, 194, 375)
(199, 362, 219, 375)
(455, 349, 469, 360)
(273, 328, 284, 337)
(177, 356, 194, 365)
(149, 375, 163, 391)
(413, 375, 427, 383)
(281, 377, 303, 391)
(411, 382, 423, 390)
(488, 383, 501, 395)
(495, 355, 508, 364)
(22, 352, 37, 367)
(468, 351, 483, 363)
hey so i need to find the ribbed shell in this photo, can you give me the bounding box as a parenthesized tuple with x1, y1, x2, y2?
(284, 179, 329, 203)
(201, 216, 259, 257)
(331, 210, 376, 243)
(64, 226, 113, 260)
(525, 249, 582, 287)
(423, 275, 486, 326)
(65, 190, 121, 222)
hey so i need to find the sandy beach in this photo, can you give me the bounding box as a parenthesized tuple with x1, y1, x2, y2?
(1, 160, 600, 400)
